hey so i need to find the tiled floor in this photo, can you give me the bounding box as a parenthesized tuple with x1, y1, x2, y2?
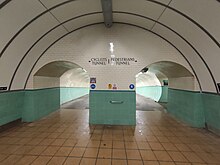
(0, 109, 219, 165)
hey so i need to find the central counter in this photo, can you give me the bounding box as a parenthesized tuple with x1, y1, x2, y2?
(89, 90, 136, 125)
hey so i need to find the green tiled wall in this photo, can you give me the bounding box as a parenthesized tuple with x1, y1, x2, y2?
(159, 86, 168, 103)
(202, 93, 220, 134)
(136, 86, 168, 102)
(89, 90, 136, 125)
(60, 87, 89, 104)
(22, 88, 60, 122)
(0, 91, 24, 126)
(167, 88, 205, 128)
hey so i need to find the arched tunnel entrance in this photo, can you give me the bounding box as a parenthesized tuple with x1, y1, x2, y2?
(136, 61, 196, 111)
(34, 61, 90, 109)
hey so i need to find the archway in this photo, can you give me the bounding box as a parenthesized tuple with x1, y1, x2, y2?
(136, 61, 196, 110)
(34, 61, 90, 107)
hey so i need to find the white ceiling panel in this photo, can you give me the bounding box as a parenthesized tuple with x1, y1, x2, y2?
(39, 0, 69, 8)
(112, 0, 167, 20)
(170, 0, 220, 43)
(0, 13, 61, 88)
(0, 0, 46, 53)
(152, 23, 216, 92)
(113, 13, 155, 30)
(49, 0, 102, 22)
(64, 13, 103, 31)
(158, 9, 220, 84)
(12, 26, 67, 90)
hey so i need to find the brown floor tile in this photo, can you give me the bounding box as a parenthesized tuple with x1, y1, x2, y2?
(128, 160, 143, 165)
(0, 154, 8, 162)
(112, 149, 126, 159)
(28, 146, 47, 155)
(182, 152, 204, 163)
(159, 162, 175, 165)
(63, 139, 77, 147)
(146, 136, 158, 142)
(125, 141, 138, 149)
(87, 140, 100, 148)
(96, 158, 111, 165)
(149, 142, 164, 150)
(126, 149, 142, 160)
(196, 152, 220, 164)
(69, 147, 85, 157)
(63, 157, 81, 165)
(39, 138, 55, 145)
(41, 146, 60, 156)
(16, 155, 38, 165)
(1, 155, 23, 164)
(113, 141, 125, 149)
(137, 142, 151, 149)
(98, 148, 111, 159)
(80, 158, 96, 165)
(51, 138, 66, 146)
(156, 136, 170, 143)
(140, 150, 157, 161)
(0, 145, 21, 154)
(161, 143, 178, 151)
(168, 151, 188, 162)
(83, 148, 98, 158)
(26, 138, 44, 145)
(175, 144, 192, 152)
(153, 151, 172, 161)
(55, 146, 73, 156)
(100, 140, 112, 148)
(143, 161, 159, 165)
(14, 145, 34, 155)
(47, 156, 66, 165)
(75, 140, 89, 147)
(112, 159, 127, 165)
(31, 156, 52, 165)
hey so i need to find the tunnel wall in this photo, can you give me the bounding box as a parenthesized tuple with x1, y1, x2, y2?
(60, 87, 89, 104)
(22, 88, 60, 122)
(167, 88, 220, 134)
(0, 88, 60, 125)
(136, 86, 168, 102)
(0, 91, 24, 126)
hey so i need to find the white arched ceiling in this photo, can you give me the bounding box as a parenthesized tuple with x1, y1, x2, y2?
(0, 0, 219, 93)
(33, 61, 89, 88)
(136, 71, 162, 87)
(60, 68, 89, 87)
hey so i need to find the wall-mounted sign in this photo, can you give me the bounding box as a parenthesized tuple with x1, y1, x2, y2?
(90, 84, 96, 89)
(113, 84, 117, 90)
(108, 84, 112, 89)
(129, 84, 135, 90)
(89, 57, 138, 66)
(90, 78, 96, 83)
(0, 87, 7, 91)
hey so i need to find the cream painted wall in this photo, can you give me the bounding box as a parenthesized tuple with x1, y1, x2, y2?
(33, 76, 60, 89)
(169, 77, 195, 91)
(27, 24, 193, 90)
(60, 68, 89, 87)
(136, 72, 161, 87)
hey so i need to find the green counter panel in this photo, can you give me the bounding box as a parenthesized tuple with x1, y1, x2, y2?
(89, 90, 136, 125)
